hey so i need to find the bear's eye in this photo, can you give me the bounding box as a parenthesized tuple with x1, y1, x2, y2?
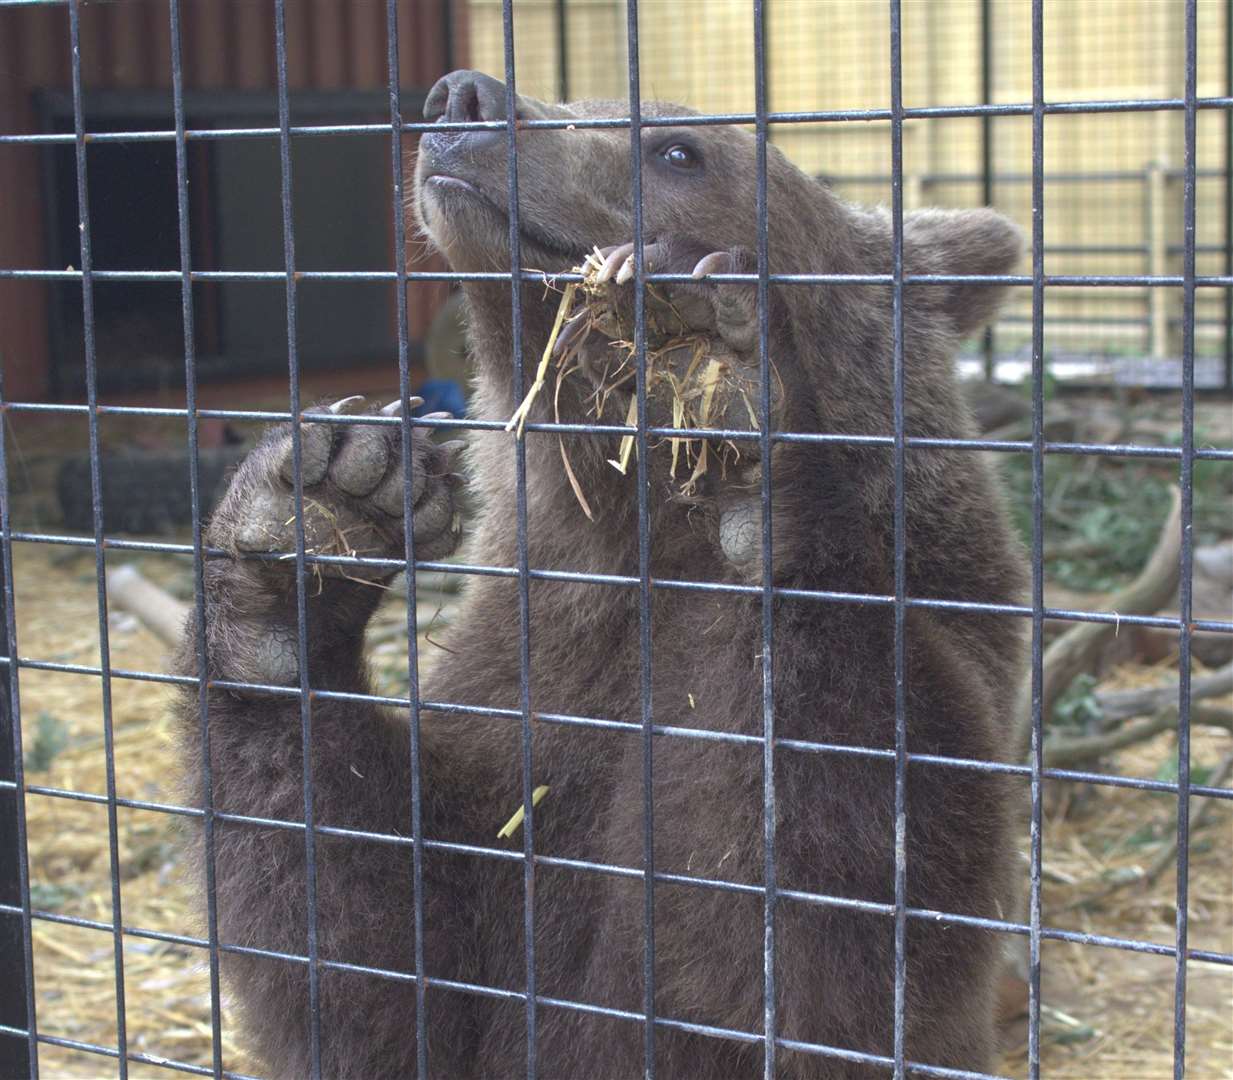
(661, 143, 699, 170)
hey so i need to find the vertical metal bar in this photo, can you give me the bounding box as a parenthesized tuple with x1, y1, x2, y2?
(887, 2, 908, 1077)
(271, 3, 324, 1075)
(620, 2, 656, 1073)
(166, 1, 224, 1075)
(0, 371, 39, 1077)
(752, 2, 777, 1077)
(497, 6, 538, 1075)
(1027, 0, 1046, 1075)
(555, 0, 569, 103)
(1173, 1, 1198, 1075)
(383, 4, 430, 1077)
(1224, 0, 1232, 392)
(981, 0, 996, 381)
(0, 558, 31, 1080)
(65, 5, 130, 1073)
(761, 0, 771, 146)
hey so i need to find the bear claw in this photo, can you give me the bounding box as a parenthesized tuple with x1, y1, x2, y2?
(326, 394, 366, 414)
(212, 397, 465, 582)
(380, 396, 426, 416)
(691, 251, 735, 279)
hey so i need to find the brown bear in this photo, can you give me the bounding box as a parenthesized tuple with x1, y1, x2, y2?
(176, 68, 1027, 1079)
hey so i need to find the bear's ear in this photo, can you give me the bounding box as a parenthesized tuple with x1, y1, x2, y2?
(902, 207, 1024, 339)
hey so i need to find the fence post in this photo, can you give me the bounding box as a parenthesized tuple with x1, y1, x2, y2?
(0, 552, 32, 1076)
(1148, 162, 1181, 360)
(442, 0, 457, 72)
(981, 0, 996, 381)
(555, 0, 569, 101)
(1149, 0, 1185, 362)
(1143, 168, 1155, 355)
(1225, 0, 1232, 391)
(903, 3, 929, 211)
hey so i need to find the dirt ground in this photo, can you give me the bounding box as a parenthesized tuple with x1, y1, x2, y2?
(4, 534, 1228, 1079)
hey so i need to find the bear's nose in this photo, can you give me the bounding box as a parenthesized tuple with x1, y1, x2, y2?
(424, 70, 509, 126)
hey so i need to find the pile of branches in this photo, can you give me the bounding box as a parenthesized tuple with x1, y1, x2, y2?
(1011, 486, 1233, 892)
(1013, 487, 1231, 766)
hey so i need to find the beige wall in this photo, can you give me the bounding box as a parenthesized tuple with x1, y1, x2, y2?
(468, 0, 1229, 358)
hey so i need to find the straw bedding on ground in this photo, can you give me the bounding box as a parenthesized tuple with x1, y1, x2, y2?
(11, 541, 1231, 1079)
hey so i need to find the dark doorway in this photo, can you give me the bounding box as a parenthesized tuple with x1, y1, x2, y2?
(40, 89, 426, 397)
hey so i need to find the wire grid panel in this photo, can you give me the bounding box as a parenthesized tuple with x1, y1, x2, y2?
(466, 0, 1233, 388)
(0, 1, 1230, 1079)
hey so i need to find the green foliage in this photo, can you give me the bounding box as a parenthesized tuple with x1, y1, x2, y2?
(1154, 752, 1214, 788)
(28, 882, 86, 911)
(1052, 673, 1104, 730)
(1121, 820, 1168, 850)
(1052, 1025, 1098, 1046)
(23, 711, 68, 774)
(1000, 424, 1233, 592)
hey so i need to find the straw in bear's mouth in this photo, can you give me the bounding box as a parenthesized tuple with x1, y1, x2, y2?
(506, 247, 769, 519)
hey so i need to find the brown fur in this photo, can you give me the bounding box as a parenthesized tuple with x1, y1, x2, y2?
(175, 70, 1028, 1078)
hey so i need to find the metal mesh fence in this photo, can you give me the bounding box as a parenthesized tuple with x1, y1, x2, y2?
(471, 0, 1233, 390)
(0, 1, 1231, 1078)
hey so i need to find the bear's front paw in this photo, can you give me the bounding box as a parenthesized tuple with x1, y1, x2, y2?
(211, 396, 465, 581)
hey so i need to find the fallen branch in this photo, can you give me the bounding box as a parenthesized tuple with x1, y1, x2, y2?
(107, 564, 190, 649)
(367, 606, 452, 646)
(389, 571, 463, 597)
(1013, 484, 1182, 759)
(984, 410, 1078, 445)
(1063, 743, 1233, 910)
(1094, 661, 1233, 726)
(1142, 744, 1233, 886)
(1043, 703, 1233, 768)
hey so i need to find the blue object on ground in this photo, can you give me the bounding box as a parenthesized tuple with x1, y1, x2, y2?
(412, 378, 466, 419)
